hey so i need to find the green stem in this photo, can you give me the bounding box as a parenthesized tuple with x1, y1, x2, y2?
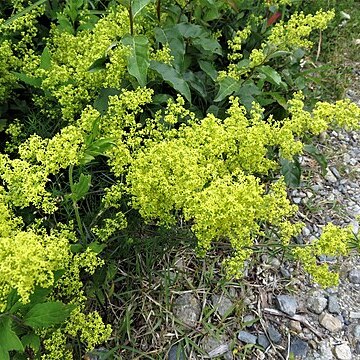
(69, 165, 86, 244)
(129, 4, 134, 35)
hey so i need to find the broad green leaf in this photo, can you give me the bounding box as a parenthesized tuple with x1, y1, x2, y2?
(13, 72, 42, 88)
(183, 71, 207, 98)
(0, 119, 6, 132)
(122, 35, 149, 87)
(3, 0, 46, 26)
(0, 346, 9, 360)
(82, 138, 116, 165)
(304, 144, 327, 175)
(268, 92, 288, 109)
(258, 65, 282, 86)
(0, 317, 24, 353)
(198, 60, 218, 81)
(93, 88, 120, 114)
(88, 56, 108, 72)
(150, 61, 191, 103)
(214, 76, 241, 102)
(175, 23, 203, 38)
(88, 242, 106, 254)
(21, 333, 40, 352)
(40, 47, 51, 70)
(24, 302, 75, 329)
(154, 27, 185, 71)
(235, 81, 262, 110)
(131, 0, 151, 18)
(72, 174, 91, 201)
(280, 158, 301, 188)
(5, 289, 21, 313)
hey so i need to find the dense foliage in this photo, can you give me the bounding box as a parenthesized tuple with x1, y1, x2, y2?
(0, 0, 359, 358)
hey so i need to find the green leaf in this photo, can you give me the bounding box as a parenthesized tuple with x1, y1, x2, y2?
(82, 138, 116, 165)
(280, 158, 301, 188)
(0, 346, 9, 360)
(175, 23, 203, 38)
(304, 144, 327, 175)
(258, 65, 282, 86)
(150, 61, 191, 103)
(23, 302, 75, 329)
(0, 119, 6, 132)
(183, 71, 206, 98)
(88, 242, 106, 254)
(0, 317, 24, 353)
(214, 76, 241, 102)
(122, 35, 149, 87)
(71, 174, 91, 201)
(40, 47, 51, 70)
(192, 36, 222, 55)
(131, 0, 151, 18)
(93, 88, 120, 114)
(21, 333, 40, 352)
(198, 60, 218, 81)
(88, 56, 108, 72)
(13, 72, 42, 88)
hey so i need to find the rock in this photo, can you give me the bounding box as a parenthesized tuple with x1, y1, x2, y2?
(238, 331, 257, 344)
(349, 311, 360, 319)
(267, 325, 282, 343)
(168, 345, 185, 360)
(328, 295, 341, 314)
(243, 314, 256, 327)
(293, 197, 301, 204)
(325, 169, 337, 183)
(201, 335, 231, 360)
(290, 337, 309, 359)
(353, 324, 360, 339)
(334, 343, 352, 360)
(319, 313, 342, 332)
(330, 166, 341, 179)
(257, 334, 270, 349)
(276, 295, 297, 316)
(355, 341, 360, 354)
(269, 257, 281, 268)
(173, 293, 201, 328)
(348, 268, 360, 284)
(211, 294, 233, 318)
(317, 340, 334, 360)
(289, 320, 302, 333)
(307, 291, 328, 314)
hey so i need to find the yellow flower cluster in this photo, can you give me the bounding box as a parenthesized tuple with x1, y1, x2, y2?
(227, 26, 251, 62)
(293, 224, 353, 287)
(268, 10, 335, 50)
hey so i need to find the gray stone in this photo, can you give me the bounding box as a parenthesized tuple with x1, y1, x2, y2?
(293, 197, 302, 204)
(257, 334, 270, 349)
(334, 343, 352, 360)
(168, 345, 185, 360)
(276, 295, 297, 316)
(201, 335, 231, 360)
(325, 169, 337, 183)
(353, 324, 360, 339)
(355, 341, 360, 354)
(348, 268, 360, 284)
(319, 313, 342, 332)
(307, 291, 328, 314)
(318, 340, 334, 360)
(328, 295, 341, 314)
(238, 331, 257, 344)
(173, 293, 201, 328)
(330, 166, 341, 179)
(269, 257, 281, 268)
(211, 294, 234, 318)
(267, 325, 282, 344)
(350, 311, 360, 319)
(290, 337, 309, 359)
(243, 314, 256, 327)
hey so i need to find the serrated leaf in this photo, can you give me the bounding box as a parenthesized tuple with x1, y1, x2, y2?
(214, 76, 241, 102)
(21, 333, 40, 352)
(280, 158, 301, 188)
(131, 0, 151, 18)
(122, 35, 149, 87)
(23, 302, 75, 329)
(72, 174, 91, 201)
(13, 72, 42, 88)
(258, 65, 282, 86)
(40, 47, 51, 70)
(0, 317, 24, 353)
(150, 61, 191, 103)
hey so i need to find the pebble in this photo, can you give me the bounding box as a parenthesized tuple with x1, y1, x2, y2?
(290, 337, 309, 359)
(267, 324, 282, 343)
(348, 268, 360, 284)
(350, 311, 360, 319)
(173, 293, 201, 328)
(257, 334, 270, 349)
(211, 294, 233, 318)
(307, 291, 328, 314)
(238, 331, 257, 344)
(328, 295, 341, 314)
(276, 295, 297, 316)
(168, 345, 185, 360)
(334, 343, 352, 360)
(353, 324, 360, 339)
(325, 169, 338, 183)
(319, 312, 342, 332)
(242, 314, 256, 327)
(289, 320, 302, 332)
(201, 335, 231, 360)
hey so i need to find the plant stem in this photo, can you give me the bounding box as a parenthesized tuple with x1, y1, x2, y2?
(69, 164, 86, 244)
(129, 4, 134, 35)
